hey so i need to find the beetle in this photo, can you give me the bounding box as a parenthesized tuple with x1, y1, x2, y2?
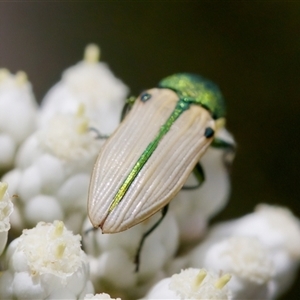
(88, 73, 234, 270)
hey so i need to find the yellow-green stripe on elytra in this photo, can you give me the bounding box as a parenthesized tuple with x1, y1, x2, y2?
(109, 98, 191, 212)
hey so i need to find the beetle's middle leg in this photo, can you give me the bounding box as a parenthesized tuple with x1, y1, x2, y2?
(182, 137, 236, 190)
(134, 204, 169, 272)
(182, 162, 205, 190)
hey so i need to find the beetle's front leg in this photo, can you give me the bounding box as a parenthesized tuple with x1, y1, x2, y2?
(134, 205, 169, 272)
(88, 95, 138, 139)
(88, 127, 110, 139)
(120, 96, 137, 121)
(87, 95, 138, 140)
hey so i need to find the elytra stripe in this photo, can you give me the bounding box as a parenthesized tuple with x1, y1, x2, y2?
(108, 98, 191, 212)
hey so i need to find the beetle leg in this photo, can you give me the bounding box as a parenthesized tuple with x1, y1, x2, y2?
(88, 127, 109, 139)
(120, 96, 136, 121)
(211, 137, 235, 151)
(211, 137, 236, 172)
(182, 162, 205, 190)
(88, 95, 137, 139)
(181, 136, 236, 190)
(88, 96, 137, 138)
(134, 205, 169, 272)
(84, 226, 97, 235)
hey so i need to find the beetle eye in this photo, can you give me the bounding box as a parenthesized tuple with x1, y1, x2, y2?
(204, 127, 215, 138)
(140, 93, 151, 102)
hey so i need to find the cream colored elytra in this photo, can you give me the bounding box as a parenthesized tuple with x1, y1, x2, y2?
(88, 88, 215, 233)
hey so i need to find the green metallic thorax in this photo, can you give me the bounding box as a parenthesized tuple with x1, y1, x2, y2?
(159, 73, 226, 119)
(108, 73, 225, 212)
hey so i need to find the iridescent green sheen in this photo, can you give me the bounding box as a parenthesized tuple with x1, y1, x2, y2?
(158, 73, 226, 119)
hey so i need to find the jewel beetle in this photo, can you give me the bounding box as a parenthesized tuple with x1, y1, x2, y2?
(88, 73, 234, 269)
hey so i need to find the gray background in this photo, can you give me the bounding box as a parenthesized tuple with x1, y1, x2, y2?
(1, 2, 299, 299)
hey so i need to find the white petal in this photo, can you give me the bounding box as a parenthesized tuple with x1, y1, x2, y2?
(24, 195, 63, 225)
(12, 272, 46, 299)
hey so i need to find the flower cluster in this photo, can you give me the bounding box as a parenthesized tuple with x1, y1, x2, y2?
(0, 69, 37, 171)
(0, 44, 299, 299)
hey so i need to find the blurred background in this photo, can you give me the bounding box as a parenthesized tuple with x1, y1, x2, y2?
(0, 2, 299, 298)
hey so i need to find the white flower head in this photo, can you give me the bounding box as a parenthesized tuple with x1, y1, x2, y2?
(62, 44, 127, 109)
(180, 235, 276, 300)
(0, 220, 94, 299)
(143, 268, 231, 299)
(38, 104, 101, 162)
(170, 268, 231, 300)
(169, 268, 231, 299)
(16, 220, 82, 280)
(255, 204, 300, 259)
(210, 236, 274, 284)
(39, 44, 128, 135)
(0, 70, 37, 141)
(0, 69, 37, 169)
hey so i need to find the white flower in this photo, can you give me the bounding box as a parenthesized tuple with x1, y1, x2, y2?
(208, 204, 300, 286)
(0, 69, 37, 170)
(170, 127, 235, 243)
(142, 268, 231, 299)
(185, 236, 275, 299)
(39, 44, 128, 135)
(38, 105, 100, 164)
(83, 211, 179, 299)
(2, 108, 102, 233)
(0, 181, 13, 255)
(0, 220, 94, 299)
(249, 204, 300, 259)
(173, 204, 300, 299)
